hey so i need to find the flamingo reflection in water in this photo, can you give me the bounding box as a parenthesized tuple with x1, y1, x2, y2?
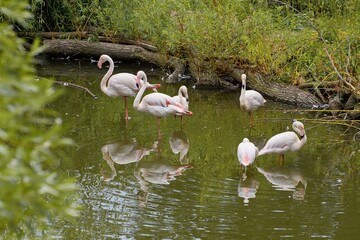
(238, 176, 260, 205)
(134, 154, 192, 206)
(100, 139, 158, 182)
(169, 130, 189, 164)
(257, 166, 307, 200)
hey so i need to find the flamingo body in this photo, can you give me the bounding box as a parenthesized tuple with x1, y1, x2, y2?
(102, 72, 139, 98)
(242, 90, 266, 112)
(137, 92, 187, 117)
(237, 138, 259, 167)
(258, 120, 307, 158)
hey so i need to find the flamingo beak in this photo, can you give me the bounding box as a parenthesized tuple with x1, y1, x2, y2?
(97, 61, 102, 69)
(151, 83, 161, 92)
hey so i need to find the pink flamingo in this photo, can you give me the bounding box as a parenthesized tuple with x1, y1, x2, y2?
(237, 138, 259, 179)
(239, 73, 266, 127)
(258, 120, 307, 164)
(97, 54, 160, 120)
(172, 85, 189, 123)
(133, 71, 192, 137)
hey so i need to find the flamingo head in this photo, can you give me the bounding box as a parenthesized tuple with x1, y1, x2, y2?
(180, 86, 189, 101)
(97, 54, 109, 69)
(135, 71, 146, 88)
(292, 119, 305, 137)
(241, 73, 247, 83)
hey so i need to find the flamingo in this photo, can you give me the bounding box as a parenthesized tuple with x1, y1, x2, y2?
(237, 138, 259, 180)
(172, 85, 189, 124)
(97, 54, 161, 121)
(133, 71, 192, 137)
(239, 73, 266, 127)
(258, 119, 307, 164)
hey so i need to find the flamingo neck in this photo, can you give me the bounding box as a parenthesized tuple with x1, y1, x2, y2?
(178, 87, 183, 99)
(179, 88, 187, 105)
(133, 74, 147, 111)
(100, 56, 114, 93)
(240, 79, 246, 105)
(299, 133, 307, 146)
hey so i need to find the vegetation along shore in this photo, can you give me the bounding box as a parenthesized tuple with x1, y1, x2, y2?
(15, 0, 360, 120)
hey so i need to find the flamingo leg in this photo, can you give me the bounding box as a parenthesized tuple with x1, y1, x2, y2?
(249, 112, 253, 128)
(278, 154, 285, 166)
(157, 117, 161, 139)
(123, 96, 128, 120)
(242, 166, 248, 181)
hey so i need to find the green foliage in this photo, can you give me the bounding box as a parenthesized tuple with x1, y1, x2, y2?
(27, 0, 103, 32)
(0, 1, 78, 238)
(23, 0, 360, 86)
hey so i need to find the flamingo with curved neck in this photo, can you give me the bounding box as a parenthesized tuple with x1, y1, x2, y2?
(258, 119, 307, 164)
(133, 71, 192, 137)
(172, 85, 189, 123)
(97, 54, 160, 121)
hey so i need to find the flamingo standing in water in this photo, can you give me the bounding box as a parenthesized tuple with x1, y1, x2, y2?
(258, 119, 307, 164)
(237, 138, 259, 179)
(133, 71, 192, 137)
(172, 85, 189, 123)
(239, 73, 266, 127)
(97, 54, 161, 121)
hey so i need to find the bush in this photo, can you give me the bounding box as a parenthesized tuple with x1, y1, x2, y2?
(0, 1, 78, 238)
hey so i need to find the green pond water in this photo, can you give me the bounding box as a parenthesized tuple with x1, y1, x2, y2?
(38, 58, 360, 239)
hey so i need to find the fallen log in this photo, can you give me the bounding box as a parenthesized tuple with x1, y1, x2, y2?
(42, 39, 323, 108)
(219, 65, 323, 108)
(42, 39, 185, 82)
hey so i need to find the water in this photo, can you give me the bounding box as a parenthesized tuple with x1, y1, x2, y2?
(38, 59, 360, 239)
